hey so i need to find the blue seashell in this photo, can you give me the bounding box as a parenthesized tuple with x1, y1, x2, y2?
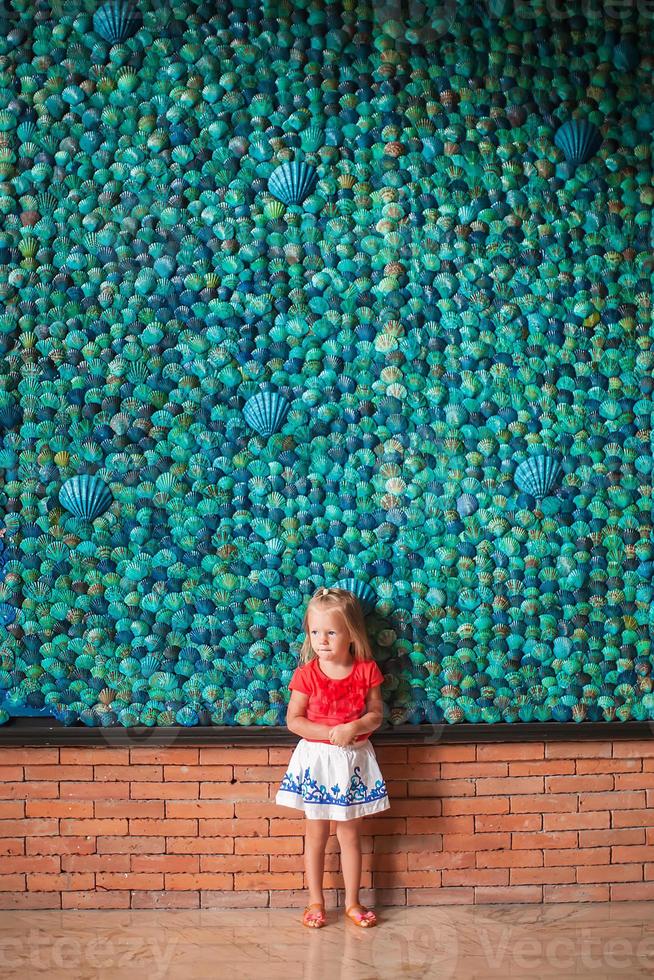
(59, 475, 113, 521)
(551, 703, 573, 722)
(176, 705, 199, 726)
(333, 578, 376, 615)
(53, 706, 79, 726)
(554, 120, 602, 167)
(613, 40, 639, 71)
(93, 1, 142, 44)
(268, 161, 318, 206)
(421, 136, 444, 161)
(514, 455, 563, 501)
(0, 603, 16, 626)
(0, 406, 21, 430)
(243, 390, 290, 438)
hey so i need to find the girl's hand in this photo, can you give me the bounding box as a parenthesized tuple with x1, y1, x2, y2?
(329, 723, 357, 747)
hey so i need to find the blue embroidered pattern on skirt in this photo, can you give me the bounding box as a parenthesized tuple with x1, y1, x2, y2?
(279, 765, 387, 807)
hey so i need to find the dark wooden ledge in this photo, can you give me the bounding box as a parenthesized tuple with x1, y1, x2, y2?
(0, 717, 651, 747)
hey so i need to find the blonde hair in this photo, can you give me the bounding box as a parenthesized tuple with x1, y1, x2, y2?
(299, 587, 373, 665)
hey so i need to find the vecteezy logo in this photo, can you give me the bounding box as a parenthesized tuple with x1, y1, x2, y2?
(372, 0, 458, 44)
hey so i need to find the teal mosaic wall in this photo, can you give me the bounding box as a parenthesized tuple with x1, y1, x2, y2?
(0, 0, 652, 728)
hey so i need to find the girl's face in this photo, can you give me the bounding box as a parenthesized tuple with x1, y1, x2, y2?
(307, 608, 353, 664)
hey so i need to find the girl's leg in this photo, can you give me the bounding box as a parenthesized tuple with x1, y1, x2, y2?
(335, 816, 363, 909)
(305, 817, 331, 905)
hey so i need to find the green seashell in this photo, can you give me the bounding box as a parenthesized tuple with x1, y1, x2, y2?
(263, 198, 286, 220)
(156, 710, 176, 727)
(300, 127, 325, 152)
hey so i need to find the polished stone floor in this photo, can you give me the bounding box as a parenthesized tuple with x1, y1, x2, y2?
(1, 903, 653, 979)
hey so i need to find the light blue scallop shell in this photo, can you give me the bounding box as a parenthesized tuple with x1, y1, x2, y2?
(554, 120, 602, 166)
(333, 578, 376, 615)
(140, 655, 161, 678)
(514, 455, 563, 500)
(243, 391, 290, 437)
(456, 493, 478, 517)
(93, 1, 142, 44)
(59, 476, 113, 521)
(268, 161, 318, 206)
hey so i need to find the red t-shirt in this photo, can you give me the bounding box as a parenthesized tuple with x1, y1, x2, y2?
(288, 657, 384, 744)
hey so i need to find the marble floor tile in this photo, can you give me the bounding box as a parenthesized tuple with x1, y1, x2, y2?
(1, 903, 653, 979)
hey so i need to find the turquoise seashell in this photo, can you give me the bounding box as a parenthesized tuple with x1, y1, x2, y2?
(150, 671, 177, 693)
(554, 120, 602, 167)
(140, 656, 161, 678)
(300, 127, 325, 152)
(59, 476, 113, 521)
(118, 707, 140, 727)
(333, 578, 376, 615)
(268, 161, 318, 206)
(243, 390, 290, 437)
(93, 1, 142, 44)
(514, 455, 563, 501)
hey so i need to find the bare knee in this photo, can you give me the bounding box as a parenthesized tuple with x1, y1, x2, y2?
(306, 818, 331, 845)
(336, 818, 362, 843)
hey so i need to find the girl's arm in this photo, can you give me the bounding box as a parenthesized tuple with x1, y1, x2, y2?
(344, 686, 384, 738)
(286, 690, 333, 741)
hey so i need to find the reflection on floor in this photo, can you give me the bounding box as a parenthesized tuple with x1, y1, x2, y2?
(1, 903, 653, 979)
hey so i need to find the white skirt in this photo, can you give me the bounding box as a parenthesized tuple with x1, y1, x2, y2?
(275, 737, 391, 821)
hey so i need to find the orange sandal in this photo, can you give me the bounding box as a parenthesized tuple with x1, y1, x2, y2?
(345, 904, 377, 927)
(302, 902, 327, 928)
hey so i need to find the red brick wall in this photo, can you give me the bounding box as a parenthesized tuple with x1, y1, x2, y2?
(1, 739, 653, 909)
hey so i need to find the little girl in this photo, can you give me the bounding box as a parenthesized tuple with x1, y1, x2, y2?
(275, 586, 390, 929)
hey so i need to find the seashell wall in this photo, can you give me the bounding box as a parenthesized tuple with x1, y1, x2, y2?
(0, 0, 651, 729)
